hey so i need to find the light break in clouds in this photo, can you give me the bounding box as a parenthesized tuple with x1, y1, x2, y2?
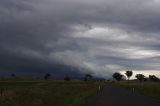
(1, 0, 160, 78)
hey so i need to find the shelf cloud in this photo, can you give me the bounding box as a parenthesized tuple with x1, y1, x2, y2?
(1, 0, 160, 78)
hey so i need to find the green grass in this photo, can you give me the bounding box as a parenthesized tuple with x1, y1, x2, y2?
(0, 80, 102, 106)
(117, 81, 160, 100)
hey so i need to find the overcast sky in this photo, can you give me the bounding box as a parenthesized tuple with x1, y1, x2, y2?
(1, 0, 160, 78)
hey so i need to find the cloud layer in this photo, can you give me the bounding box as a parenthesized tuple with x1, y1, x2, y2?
(1, 0, 160, 78)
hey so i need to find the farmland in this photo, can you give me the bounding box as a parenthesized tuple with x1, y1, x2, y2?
(0, 79, 102, 106)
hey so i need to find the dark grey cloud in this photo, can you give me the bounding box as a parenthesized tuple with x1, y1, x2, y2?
(1, 0, 160, 78)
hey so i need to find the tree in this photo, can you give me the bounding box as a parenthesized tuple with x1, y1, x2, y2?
(135, 74, 145, 82)
(149, 75, 159, 82)
(64, 76, 71, 81)
(11, 73, 15, 78)
(125, 71, 133, 80)
(84, 74, 92, 81)
(112, 72, 123, 81)
(122, 75, 127, 80)
(44, 73, 51, 80)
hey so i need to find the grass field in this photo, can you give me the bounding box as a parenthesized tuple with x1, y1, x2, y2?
(0, 79, 103, 106)
(117, 81, 160, 100)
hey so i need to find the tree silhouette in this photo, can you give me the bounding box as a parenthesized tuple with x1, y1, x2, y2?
(125, 71, 133, 80)
(84, 74, 92, 81)
(11, 73, 15, 78)
(135, 74, 145, 82)
(149, 75, 159, 82)
(64, 76, 71, 81)
(112, 72, 123, 81)
(122, 75, 127, 80)
(44, 73, 51, 80)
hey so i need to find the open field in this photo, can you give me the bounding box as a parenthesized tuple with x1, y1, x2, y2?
(116, 81, 160, 100)
(0, 79, 102, 106)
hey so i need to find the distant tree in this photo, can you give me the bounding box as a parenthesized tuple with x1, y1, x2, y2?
(122, 75, 127, 80)
(84, 74, 92, 81)
(112, 72, 123, 81)
(11, 73, 15, 78)
(44, 73, 51, 80)
(135, 74, 145, 82)
(149, 75, 159, 82)
(64, 76, 71, 81)
(125, 71, 133, 80)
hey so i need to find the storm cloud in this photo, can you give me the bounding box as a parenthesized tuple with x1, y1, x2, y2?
(1, 0, 160, 78)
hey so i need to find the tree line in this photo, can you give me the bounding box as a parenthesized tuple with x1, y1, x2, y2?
(9, 73, 93, 81)
(112, 71, 160, 82)
(9, 71, 160, 82)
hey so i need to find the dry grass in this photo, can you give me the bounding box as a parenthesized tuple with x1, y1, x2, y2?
(0, 80, 102, 106)
(117, 81, 160, 100)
